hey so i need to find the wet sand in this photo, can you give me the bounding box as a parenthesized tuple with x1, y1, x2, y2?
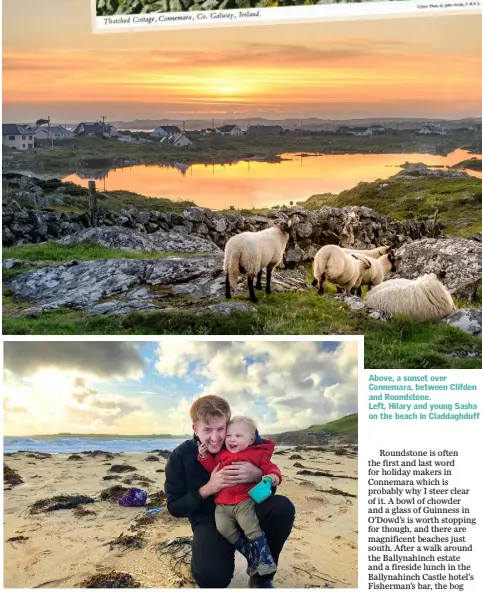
(3, 447, 357, 588)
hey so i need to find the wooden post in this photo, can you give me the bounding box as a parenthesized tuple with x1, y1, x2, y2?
(88, 180, 98, 227)
(432, 208, 439, 238)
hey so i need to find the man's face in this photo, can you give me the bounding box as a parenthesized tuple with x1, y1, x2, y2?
(193, 416, 227, 454)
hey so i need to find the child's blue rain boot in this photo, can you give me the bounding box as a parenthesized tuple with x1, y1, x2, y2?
(250, 535, 277, 576)
(234, 536, 259, 576)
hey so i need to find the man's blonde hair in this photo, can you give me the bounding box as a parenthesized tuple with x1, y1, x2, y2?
(190, 395, 231, 425)
(228, 416, 257, 436)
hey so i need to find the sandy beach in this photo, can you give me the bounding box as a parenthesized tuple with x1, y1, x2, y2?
(4, 446, 357, 588)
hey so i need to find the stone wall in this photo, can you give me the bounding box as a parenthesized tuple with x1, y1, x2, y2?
(2, 173, 441, 263)
(2, 199, 441, 265)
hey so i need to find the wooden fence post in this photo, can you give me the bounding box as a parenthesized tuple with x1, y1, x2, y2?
(432, 208, 439, 238)
(88, 180, 98, 227)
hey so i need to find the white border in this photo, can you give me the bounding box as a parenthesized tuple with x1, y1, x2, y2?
(92, 0, 482, 33)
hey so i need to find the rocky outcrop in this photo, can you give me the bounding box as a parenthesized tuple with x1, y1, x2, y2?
(3, 200, 440, 269)
(443, 309, 482, 336)
(6, 256, 310, 316)
(393, 238, 482, 300)
(57, 226, 221, 254)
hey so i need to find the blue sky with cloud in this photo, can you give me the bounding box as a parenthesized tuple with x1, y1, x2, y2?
(3, 341, 358, 436)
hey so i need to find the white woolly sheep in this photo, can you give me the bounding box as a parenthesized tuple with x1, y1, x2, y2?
(366, 273, 456, 321)
(352, 251, 396, 296)
(343, 245, 392, 259)
(311, 245, 372, 295)
(223, 218, 292, 303)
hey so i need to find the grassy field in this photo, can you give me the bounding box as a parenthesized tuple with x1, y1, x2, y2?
(302, 174, 482, 235)
(3, 285, 481, 368)
(308, 414, 358, 434)
(3, 129, 481, 174)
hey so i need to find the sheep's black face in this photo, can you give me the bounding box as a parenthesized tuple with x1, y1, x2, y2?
(274, 219, 292, 235)
(388, 252, 396, 271)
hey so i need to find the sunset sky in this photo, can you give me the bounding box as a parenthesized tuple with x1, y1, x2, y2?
(3, 341, 358, 436)
(2, 1, 482, 122)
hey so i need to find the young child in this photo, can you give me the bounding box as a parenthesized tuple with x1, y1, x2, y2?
(198, 416, 282, 577)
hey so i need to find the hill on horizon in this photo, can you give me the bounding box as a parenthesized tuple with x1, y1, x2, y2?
(306, 413, 358, 435)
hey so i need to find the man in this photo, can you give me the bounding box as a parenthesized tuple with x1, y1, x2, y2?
(165, 395, 295, 588)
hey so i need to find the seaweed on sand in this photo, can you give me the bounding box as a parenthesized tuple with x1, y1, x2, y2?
(156, 536, 195, 585)
(99, 485, 129, 502)
(108, 464, 137, 473)
(68, 454, 84, 461)
(106, 532, 146, 550)
(146, 490, 167, 508)
(4, 464, 24, 487)
(82, 450, 116, 460)
(25, 452, 52, 459)
(102, 475, 118, 481)
(7, 535, 29, 542)
(78, 571, 141, 588)
(123, 473, 155, 486)
(74, 506, 97, 518)
(144, 455, 160, 462)
(30, 494, 96, 514)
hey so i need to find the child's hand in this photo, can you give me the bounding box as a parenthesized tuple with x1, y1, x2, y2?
(198, 441, 208, 459)
(265, 473, 280, 487)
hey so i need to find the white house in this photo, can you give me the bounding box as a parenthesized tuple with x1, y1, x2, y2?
(418, 124, 447, 135)
(71, 122, 118, 137)
(2, 124, 35, 150)
(160, 132, 193, 148)
(346, 126, 373, 137)
(369, 124, 386, 134)
(151, 125, 182, 138)
(215, 125, 244, 136)
(35, 125, 72, 140)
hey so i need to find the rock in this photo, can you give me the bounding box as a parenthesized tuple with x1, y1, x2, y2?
(183, 207, 206, 223)
(332, 295, 366, 311)
(393, 238, 482, 300)
(284, 244, 304, 266)
(469, 232, 482, 243)
(215, 218, 227, 234)
(7, 256, 226, 315)
(367, 310, 392, 322)
(57, 226, 221, 254)
(3, 259, 25, 269)
(196, 302, 257, 316)
(443, 309, 482, 335)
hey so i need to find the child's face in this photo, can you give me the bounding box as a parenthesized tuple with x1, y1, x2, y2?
(226, 422, 254, 453)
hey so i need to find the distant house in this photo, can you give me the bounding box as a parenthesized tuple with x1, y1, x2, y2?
(200, 128, 216, 136)
(151, 125, 182, 138)
(118, 135, 153, 144)
(247, 125, 284, 135)
(2, 124, 35, 150)
(468, 124, 482, 131)
(71, 122, 118, 137)
(334, 125, 374, 136)
(369, 124, 386, 134)
(35, 125, 72, 140)
(418, 124, 447, 135)
(215, 125, 244, 136)
(346, 127, 373, 137)
(159, 132, 194, 148)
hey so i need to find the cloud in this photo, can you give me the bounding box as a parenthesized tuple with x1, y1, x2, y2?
(4, 342, 145, 380)
(155, 341, 358, 432)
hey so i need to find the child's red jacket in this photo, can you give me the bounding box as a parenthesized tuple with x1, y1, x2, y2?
(198, 439, 282, 505)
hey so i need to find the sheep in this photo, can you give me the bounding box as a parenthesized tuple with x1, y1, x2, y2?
(351, 251, 396, 296)
(311, 245, 372, 295)
(342, 245, 392, 259)
(223, 218, 292, 303)
(366, 273, 456, 321)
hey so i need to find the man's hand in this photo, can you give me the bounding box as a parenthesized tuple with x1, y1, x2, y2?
(220, 461, 263, 486)
(265, 473, 280, 487)
(198, 441, 208, 459)
(199, 463, 231, 498)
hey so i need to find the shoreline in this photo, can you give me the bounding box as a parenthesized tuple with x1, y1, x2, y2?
(4, 448, 358, 588)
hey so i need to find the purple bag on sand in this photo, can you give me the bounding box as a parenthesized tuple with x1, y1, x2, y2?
(119, 487, 148, 507)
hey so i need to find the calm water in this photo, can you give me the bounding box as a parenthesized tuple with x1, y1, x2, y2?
(3, 436, 186, 454)
(60, 148, 481, 210)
